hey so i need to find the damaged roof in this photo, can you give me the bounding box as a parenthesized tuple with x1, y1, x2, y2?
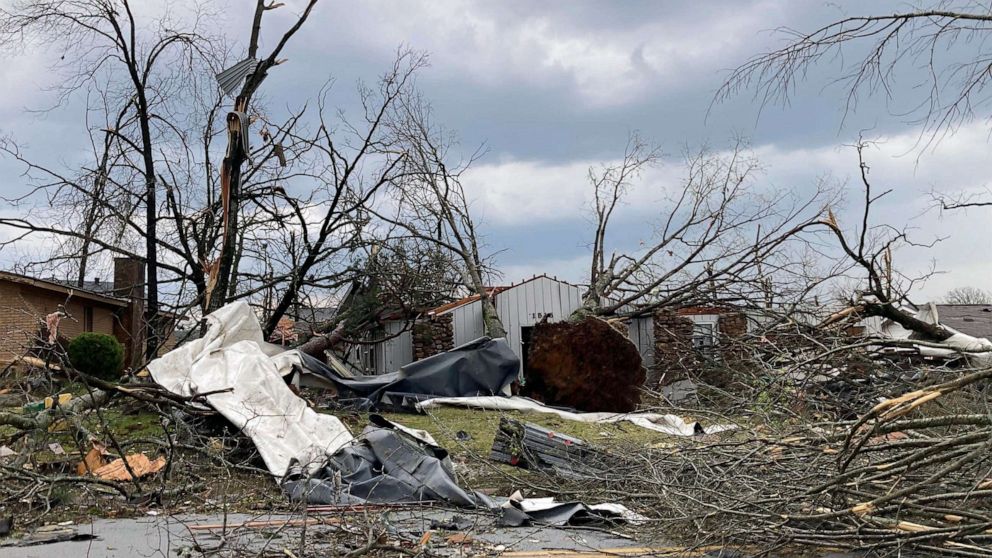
(431, 287, 509, 315)
(937, 304, 992, 340)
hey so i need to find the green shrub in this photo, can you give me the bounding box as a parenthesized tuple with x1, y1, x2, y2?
(68, 333, 125, 381)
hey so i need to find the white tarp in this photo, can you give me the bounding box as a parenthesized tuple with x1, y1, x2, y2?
(416, 395, 737, 436)
(148, 302, 354, 477)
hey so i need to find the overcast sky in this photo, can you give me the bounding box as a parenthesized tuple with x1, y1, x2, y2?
(1, 0, 990, 302)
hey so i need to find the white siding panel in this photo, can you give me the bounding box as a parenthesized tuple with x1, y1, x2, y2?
(493, 276, 586, 368)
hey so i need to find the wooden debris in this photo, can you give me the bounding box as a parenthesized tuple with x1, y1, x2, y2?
(501, 546, 727, 558)
(92, 453, 166, 481)
(76, 440, 109, 475)
(188, 517, 340, 531)
(445, 533, 473, 545)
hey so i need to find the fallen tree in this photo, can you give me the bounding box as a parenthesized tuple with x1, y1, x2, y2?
(523, 317, 645, 413)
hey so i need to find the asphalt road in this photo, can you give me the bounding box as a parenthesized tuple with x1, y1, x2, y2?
(0, 510, 646, 558)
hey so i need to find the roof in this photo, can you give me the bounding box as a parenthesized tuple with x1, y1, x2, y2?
(936, 304, 992, 340)
(430, 274, 590, 316)
(53, 278, 116, 295)
(0, 270, 129, 307)
(431, 287, 508, 315)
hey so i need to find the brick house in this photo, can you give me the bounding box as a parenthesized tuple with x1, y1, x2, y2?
(0, 257, 174, 367)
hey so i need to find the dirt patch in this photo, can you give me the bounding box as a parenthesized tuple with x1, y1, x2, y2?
(522, 317, 646, 412)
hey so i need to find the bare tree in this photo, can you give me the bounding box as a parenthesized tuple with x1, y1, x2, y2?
(577, 134, 832, 319)
(373, 92, 507, 337)
(943, 286, 992, 304)
(819, 141, 954, 341)
(0, 2, 437, 353)
(0, 0, 222, 357)
(205, 0, 319, 316)
(716, 1, 992, 207)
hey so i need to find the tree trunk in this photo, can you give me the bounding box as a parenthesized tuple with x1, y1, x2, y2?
(207, 109, 246, 315)
(481, 294, 505, 338)
(864, 302, 954, 342)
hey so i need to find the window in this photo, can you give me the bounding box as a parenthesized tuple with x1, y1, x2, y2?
(84, 307, 94, 332)
(691, 322, 716, 358)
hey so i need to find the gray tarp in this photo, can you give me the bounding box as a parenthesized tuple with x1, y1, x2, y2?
(283, 414, 484, 507)
(291, 337, 519, 408)
(282, 416, 645, 527)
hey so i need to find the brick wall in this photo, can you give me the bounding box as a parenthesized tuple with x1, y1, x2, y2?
(649, 308, 749, 387)
(0, 281, 119, 364)
(651, 308, 697, 386)
(412, 314, 454, 360)
(113, 257, 146, 368)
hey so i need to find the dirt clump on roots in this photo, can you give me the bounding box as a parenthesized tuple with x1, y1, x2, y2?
(522, 317, 646, 412)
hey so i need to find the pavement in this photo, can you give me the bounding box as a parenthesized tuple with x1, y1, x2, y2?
(0, 509, 647, 558)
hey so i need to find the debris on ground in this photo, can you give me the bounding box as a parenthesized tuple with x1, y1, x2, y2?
(491, 417, 604, 476)
(76, 440, 109, 475)
(148, 301, 355, 476)
(293, 336, 519, 409)
(282, 413, 645, 527)
(418, 395, 737, 436)
(523, 317, 646, 412)
(5, 297, 989, 557)
(0, 524, 98, 547)
(22, 393, 71, 413)
(91, 453, 167, 481)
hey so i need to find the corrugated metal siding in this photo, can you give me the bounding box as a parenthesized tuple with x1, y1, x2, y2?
(374, 321, 412, 374)
(495, 276, 585, 367)
(449, 300, 485, 346)
(629, 316, 655, 369)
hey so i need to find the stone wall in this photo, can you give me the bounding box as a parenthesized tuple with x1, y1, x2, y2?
(718, 312, 747, 339)
(412, 313, 454, 360)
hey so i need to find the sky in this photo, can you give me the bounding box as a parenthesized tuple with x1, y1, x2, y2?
(1, 0, 990, 303)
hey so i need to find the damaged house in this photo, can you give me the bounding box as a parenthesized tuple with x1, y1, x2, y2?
(350, 274, 749, 385)
(866, 302, 992, 365)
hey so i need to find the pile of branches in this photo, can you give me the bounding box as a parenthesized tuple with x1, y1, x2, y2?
(0, 344, 273, 526)
(514, 365, 992, 556)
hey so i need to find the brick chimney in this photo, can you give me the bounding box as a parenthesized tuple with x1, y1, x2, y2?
(113, 257, 145, 369)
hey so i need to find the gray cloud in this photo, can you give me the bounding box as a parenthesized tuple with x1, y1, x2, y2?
(0, 0, 987, 302)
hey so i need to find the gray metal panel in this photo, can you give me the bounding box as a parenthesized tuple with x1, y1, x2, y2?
(215, 58, 258, 96)
(629, 316, 655, 369)
(376, 321, 413, 374)
(449, 300, 485, 346)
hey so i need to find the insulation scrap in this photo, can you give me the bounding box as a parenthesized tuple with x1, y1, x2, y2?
(92, 453, 167, 481)
(76, 440, 109, 475)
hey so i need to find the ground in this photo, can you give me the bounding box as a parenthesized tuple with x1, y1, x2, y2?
(0, 376, 678, 515)
(0, 372, 856, 557)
